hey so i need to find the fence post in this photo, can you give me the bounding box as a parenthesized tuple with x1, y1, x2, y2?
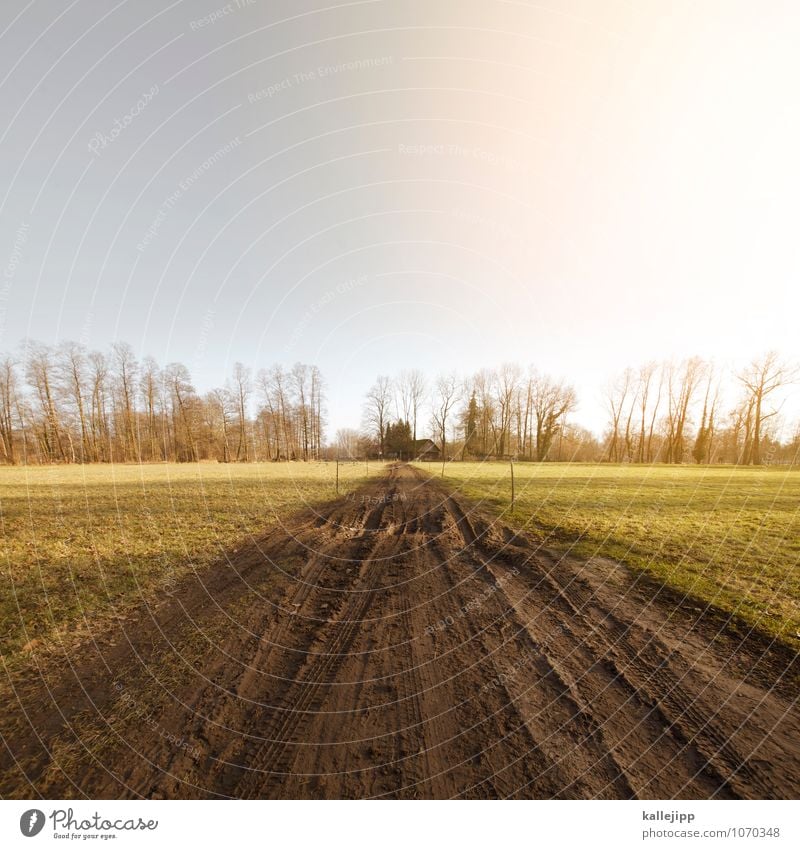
(510, 457, 515, 508)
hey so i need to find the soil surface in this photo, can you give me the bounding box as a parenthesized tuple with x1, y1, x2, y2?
(1, 464, 798, 799)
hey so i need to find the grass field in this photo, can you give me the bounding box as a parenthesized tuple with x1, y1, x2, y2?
(419, 461, 800, 645)
(0, 461, 379, 664)
(3, 460, 798, 669)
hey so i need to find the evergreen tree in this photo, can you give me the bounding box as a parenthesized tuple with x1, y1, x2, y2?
(385, 419, 413, 458)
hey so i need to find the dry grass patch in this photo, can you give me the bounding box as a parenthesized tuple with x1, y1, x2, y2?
(0, 461, 381, 664)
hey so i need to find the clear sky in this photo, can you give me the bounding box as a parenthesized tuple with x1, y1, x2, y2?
(1, 0, 797, 437)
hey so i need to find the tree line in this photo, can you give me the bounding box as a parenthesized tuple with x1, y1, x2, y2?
(1, 341, 796, 467)
(355, 365, 587, 463)
(0, 341, 325, 464)
(603, 352, 798, 465)
(355, 352, 798, 466)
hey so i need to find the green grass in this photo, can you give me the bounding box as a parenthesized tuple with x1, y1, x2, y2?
(0, 461, 381, 663)
(417, 461, 800, 645)
(3, 460, 798, 665)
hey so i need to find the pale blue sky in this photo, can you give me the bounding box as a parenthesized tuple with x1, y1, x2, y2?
(1, 0, 798, 436)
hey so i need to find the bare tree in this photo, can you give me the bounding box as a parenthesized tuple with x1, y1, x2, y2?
(363, 375, 392, 458)
(399, 369, 427, 447)
(88, 351, 111, 462)
(472, 369, 498, 456)
(431, 372, 462, 476)
(0, 356, 19, 464)
(309, 365, 324, 460)
(604, 368, 632, 463)
(207, 387, 235, 463)
(25, 342, 67, 462)
(737, 352, 797, 465)
(693, 368, 720, 464)
(165, 362, 197, 462)
(232, 362, 251, 461)
(140, 356, 162, 461)
(494, 363, 521, 457)
(664, 358, 705, 464)
(335, 428, 361, 460)
(111, 342, 140, 462)
(58, 342, 92, 462)
(530, 372, 576, 461)
(256, 368, 278, 459)
(395, 370, 413, 423)
(264, 365, 292, 459)
(291, 363, 312, 461)
(636, 362, 662, 463)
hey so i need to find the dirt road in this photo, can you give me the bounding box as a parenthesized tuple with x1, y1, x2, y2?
(2, 464, 798, 799)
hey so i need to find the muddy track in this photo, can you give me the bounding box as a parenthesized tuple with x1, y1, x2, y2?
(1, 464, 798, 799)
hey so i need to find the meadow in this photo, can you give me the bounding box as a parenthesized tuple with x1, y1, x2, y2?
(2, 460, 798, 669)
(422, 461, 800, 644)
(0, 461, 378, 665)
